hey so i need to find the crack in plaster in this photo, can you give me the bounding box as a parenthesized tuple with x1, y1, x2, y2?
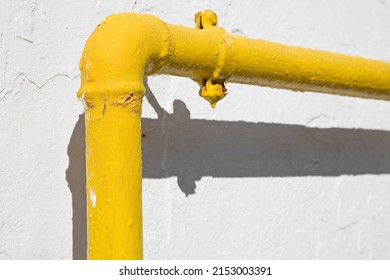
(0, 73, 80, 102)
(16, 35, 34, 44)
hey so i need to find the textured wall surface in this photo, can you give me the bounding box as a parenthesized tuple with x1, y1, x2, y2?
(1, 0, 390, 259)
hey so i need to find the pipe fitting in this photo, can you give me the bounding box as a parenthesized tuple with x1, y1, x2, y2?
(194, 10, 230, 107)
(195, 9, 218, 29)
(77, 13, 171, 113)
(199, 78, 227, 108)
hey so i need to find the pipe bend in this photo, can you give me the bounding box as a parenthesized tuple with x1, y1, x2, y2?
(77, 13, 170, 111)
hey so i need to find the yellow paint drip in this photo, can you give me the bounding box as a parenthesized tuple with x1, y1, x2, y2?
(78, 10, 390, 259)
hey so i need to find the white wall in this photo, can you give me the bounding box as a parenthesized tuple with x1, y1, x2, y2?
(1, 0, 390, 259)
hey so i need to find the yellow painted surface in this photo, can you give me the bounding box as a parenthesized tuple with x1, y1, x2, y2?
(85, 103, 143, 260)
(78, 10, 390, 259)
(78, 14, 162, 260)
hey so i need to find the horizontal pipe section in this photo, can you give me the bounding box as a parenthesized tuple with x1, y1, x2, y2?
(161, 24, 390, 101)
(225, 37, 390, 100)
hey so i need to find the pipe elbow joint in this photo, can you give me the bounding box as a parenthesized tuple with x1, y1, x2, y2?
(77, 13, 170, 111)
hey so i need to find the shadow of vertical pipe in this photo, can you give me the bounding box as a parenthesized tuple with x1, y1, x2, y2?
(66, 114, 87, 260)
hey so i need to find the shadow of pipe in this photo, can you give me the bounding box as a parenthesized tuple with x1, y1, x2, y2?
(66, 80, 390, 258)
(66, 113, 87, 260)
(142, 105, 390, 195)
(142, 81, 390, 195)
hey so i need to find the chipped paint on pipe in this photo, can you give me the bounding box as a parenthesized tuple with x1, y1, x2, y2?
(78, 10, 390, 259)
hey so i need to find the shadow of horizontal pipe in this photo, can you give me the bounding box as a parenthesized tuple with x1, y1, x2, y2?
(143, 106, 390, 179)
(142, 83, 390, 195)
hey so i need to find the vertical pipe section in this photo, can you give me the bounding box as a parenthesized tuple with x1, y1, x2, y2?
(85, 100, 143, 260)
(79, 13, 170, 259)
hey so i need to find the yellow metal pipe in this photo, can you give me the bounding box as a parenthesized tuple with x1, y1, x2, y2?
(77, 10, 390, 259)
(84, 104, 142, 259)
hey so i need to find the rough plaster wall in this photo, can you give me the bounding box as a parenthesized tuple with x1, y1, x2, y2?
(1, 0, 390, 259)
